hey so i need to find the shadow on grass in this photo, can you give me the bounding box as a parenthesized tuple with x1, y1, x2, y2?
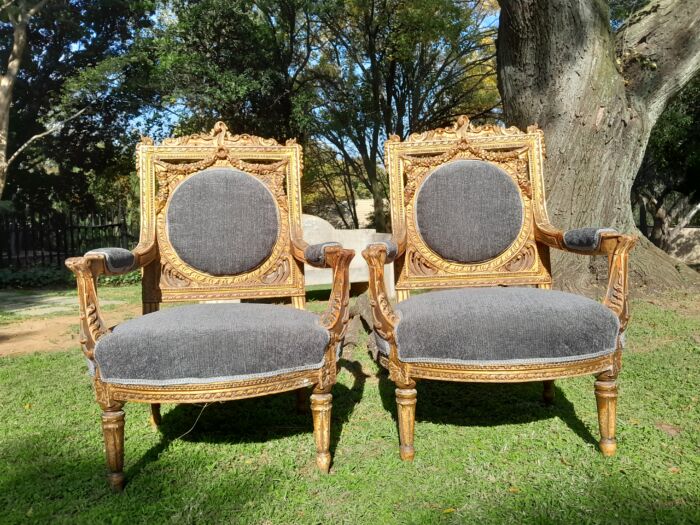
(129, 357, 367, 483)
(376, 365, 597, 447)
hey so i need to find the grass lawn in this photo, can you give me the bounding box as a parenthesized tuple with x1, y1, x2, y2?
(0, 289, 699, 524)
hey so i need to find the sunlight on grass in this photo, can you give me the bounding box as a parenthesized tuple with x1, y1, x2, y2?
(0, 294, 698, 523)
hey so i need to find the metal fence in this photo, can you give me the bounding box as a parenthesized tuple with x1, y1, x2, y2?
(0, 209, 137, 268)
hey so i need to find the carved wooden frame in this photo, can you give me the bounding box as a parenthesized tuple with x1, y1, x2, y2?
(65, 123, 355, 490)
(364, 116, 637, 461)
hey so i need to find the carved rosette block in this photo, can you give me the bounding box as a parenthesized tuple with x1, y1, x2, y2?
(310, 393, 332, 472)
(395, 388, 417, 461)
(408, 249, 438, 276)
(502, 241, 537, 272)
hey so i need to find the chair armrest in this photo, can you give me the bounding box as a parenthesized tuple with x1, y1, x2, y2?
(84, 248, 136, 274)
(316, 246, 355, 390)
(64, 243, 155, 361)
(290, 227, 344, 268)
(361, 244, 400, 348)
(365, 227, 407, 264)
(535, 221, 638, 331)
(83, 242, 157, 275)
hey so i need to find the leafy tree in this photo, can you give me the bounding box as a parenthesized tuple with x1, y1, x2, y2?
(2, 0, 155, 211)
(140, 0, 318, 141)
(315, 0, 499, 231)
(633, 75, 700, 251)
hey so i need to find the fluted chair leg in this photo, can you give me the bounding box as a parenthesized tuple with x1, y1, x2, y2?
(396, 387, 417, 461)
(100, 404, 126, 491)
(595, 372, 618, 456)
(311, 391, 332, 472)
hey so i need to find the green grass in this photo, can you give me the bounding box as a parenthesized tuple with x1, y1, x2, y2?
(0, 296, 699, 524)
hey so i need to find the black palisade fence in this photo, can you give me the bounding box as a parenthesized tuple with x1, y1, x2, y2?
(0, 207, 137, 268)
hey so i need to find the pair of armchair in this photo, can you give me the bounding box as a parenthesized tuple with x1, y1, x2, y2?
(66, 118, 635, 491)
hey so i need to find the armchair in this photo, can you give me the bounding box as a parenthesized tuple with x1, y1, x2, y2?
(363, 116, 636, 461)
(66, 122, 353, 491)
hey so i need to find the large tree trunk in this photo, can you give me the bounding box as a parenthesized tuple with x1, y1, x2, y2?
(497, 0, 700, 292)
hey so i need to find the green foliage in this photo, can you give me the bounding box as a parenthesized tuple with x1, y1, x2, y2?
(3, 0, 156, 213)
(0, 266, 141, 288)
(0, 266, 74, 288)
(0, 294, 699, 522)
(644, 76, 700, 199)
(138, 0, 318, 141)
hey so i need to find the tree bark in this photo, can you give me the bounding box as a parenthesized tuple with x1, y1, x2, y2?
(497, 0, 700, 292)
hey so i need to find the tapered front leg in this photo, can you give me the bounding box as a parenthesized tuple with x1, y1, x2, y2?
(100, 404, 126, 491)
(595, 371, 618, 456)
(310, 391, 332, 472)
(396, 387, 417, 461)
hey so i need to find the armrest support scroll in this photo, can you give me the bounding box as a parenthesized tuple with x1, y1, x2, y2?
(535, 221, 638, 331)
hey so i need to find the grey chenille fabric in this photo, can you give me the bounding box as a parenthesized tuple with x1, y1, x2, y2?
(94, 303, 330, 385)
(415, 160, 524, 263)
(167, 168, 279, 276)
(85, 247, 135, 273)
(368, 240, 399, 262)
(377, 287, 619, 365)
(563, 227, 618, 251)
(304, 242, 340, 267)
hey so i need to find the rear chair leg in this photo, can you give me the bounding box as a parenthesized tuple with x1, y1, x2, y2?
(310, 391, 332, 472)
(296, 388, 310, 414)
(100, 403, 126, 491)
(396, 387, 417, 461)
(543, 380, 555, 405)
(595, 372, 618, 456)
(149, 403, 162, 428)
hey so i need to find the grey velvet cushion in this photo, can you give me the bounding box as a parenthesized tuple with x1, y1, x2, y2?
(563, 227, 617, 251)
(167, 168, 279, 275)
(378, 287, 619, 365)
(415, 160, 523, 263)
(94, 303, 330, 385)
(304, 242, 340, 267)
(85, 247, 135, 273)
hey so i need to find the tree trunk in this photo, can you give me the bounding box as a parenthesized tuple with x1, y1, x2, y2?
(497, 0, 700, 293)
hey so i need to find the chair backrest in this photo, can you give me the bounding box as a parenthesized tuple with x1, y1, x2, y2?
(385, 116, 553, 297)
(136, 122, 305, 304)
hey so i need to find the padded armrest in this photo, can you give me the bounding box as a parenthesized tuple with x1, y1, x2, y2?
(367, 240, 399, 263)
(562, 228, 618, 252)
(303, 242, 341, 267)
(85, 247, 136, 274)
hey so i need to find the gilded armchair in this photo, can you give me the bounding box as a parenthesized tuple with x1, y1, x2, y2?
(363, 116, 637, 461)
(65, 122, 353, 491)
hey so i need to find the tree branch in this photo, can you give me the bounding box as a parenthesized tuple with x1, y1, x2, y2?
(618, 0, 700, 122)
(6, 107, 87, 167)
(669, 201, 700, 242)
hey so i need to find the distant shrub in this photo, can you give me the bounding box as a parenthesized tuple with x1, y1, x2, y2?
(0, 266, 141, 288)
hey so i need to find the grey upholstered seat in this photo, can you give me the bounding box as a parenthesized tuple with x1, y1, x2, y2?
(379, 287, 619, 364)
(95, 303, 329, 385)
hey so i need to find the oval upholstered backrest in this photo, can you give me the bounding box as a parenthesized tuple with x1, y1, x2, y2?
(415, 160, 523, 263)
(166, 167, 280, 276)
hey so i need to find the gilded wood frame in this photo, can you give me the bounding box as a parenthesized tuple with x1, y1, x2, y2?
(65, 123, 354, 490)
(363, 116, 637, 461)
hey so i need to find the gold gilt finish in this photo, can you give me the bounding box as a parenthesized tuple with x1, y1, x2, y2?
(66, 122, 354, 491)
(363, 116, 637, 462)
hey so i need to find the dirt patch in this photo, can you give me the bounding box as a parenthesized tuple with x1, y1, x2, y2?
(0, 303, 141, 357)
